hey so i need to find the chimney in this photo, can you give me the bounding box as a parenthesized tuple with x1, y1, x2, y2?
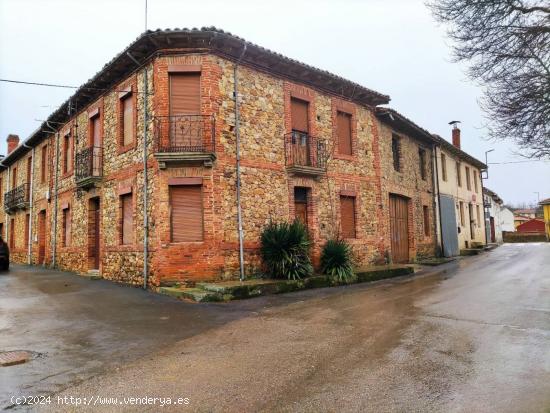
(448, 121, 461, 149)
(7, 134, 20, 154)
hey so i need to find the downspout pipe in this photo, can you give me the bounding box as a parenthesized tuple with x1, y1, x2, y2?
(234, 44, 247, 282)
(480, 170, 489, 245)
(432, 143, 444, 256)
(23, 142, 35, 265)
(127, 51, 149, 290)
(51, 125, 60, 269)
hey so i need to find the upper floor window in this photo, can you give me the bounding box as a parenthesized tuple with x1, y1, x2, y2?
(291, 97, 309, 133)
(474, 173, 478, 193)
(62, 132, 72, 174)
(169, 72, 201, 115)
(90, 113, 101, 148)
(120, 92, 134, 147)
(392, 134, 401, 172)
(40, 145, 47, 183)
(336, 111, 352, 155)
(419, 148, 427, 180)
(456, 162, 462, 187)
(12, 166, 17, 188)
(465, 166, 471, 190)
(26, 157, 32, 184)
(441, 153, 447, 181)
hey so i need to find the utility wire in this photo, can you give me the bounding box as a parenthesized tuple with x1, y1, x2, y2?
(0, 78, 143, 94)
(489, 160, 550, 164)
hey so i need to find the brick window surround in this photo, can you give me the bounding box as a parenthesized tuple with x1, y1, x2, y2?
(332, 98, 357, 160)
(61, 128, 74, 178)
(117, 78, 138, 154)
(119, 188, 134, 245)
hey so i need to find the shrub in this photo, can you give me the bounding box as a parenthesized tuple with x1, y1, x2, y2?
(320, 239, 355, 283)
(260, 220, 313, 280)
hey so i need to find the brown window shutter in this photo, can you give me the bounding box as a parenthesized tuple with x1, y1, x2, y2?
(122, 95, 134, 146)
(26, 157, 32, 184)
(92, 116, 101, 147)
(121, 194, 134, 245)
(340, 196, 356, 238)
(24, 214, 30, 246)
(169, 73, 201, 115)
(170, 185, 204, 242)
(291, 98, 309, 132)
(12, 167, 17, 188)
(41, 145, 47, 182)
(337, 111, 352, 155)
(10, 219, 15, 249)
(63, 208, 71, 247)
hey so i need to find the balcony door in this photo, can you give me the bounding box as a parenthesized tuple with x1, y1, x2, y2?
(290, 98, 310, 166)
(169, 72, 201, 150)
(90, 115, 101, 177)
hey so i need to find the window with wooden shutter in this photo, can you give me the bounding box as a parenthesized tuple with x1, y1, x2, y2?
(26, 157, 32, 184)
(62, 206, 71, 247)
(169, 73, 201, 115)
(291, 98, 309, 133)
(337, 111, 352, 155)
(25, 213, 30, 247)
(456, 162, 462, 187)
(120, 193, 134, 245)
(465, 166, 471, 190)
(340, 195, 357, 238)
(170, 185, 204, 242)
(41, 145, 47, 183)
(423, 206, 430, 236)
(91, 115, 101, 147)
(12, 167, 17, 189)
(121, 94, 134, 146)
(63, 133, 70, 174)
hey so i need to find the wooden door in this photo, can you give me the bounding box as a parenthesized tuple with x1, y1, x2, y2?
(38, 211, 46, 264)
(469, 203, 475, 240)
(91, 116, 101, 176)
(290, 98, 310, 166)
(389, 194, 409, 263)
(88, 198, 100, 270)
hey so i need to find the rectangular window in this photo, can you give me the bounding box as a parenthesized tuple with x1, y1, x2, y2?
(90, 115, 101, 147)
(63, 132, 71, 174)
(24, 213, 30, 247)
(466, 166, 471, 190)
(169, 72, 201, 115)
(456, 162, 462, 187)
(291, 98, 309, 133)
(121, 93, 134, 147)
(423, 206, 430, 236)
(441, 153, 447, 181)
(459, 201, 465, 226)
(392, 134, 401, 172)
(26, 157, 32, 184)
(9, 218, 15, 249)
(12, 167, 17, 188)
(169, 185, 204, 242)
(120, 193, 134, 245)
(41, 145, 47, 183)
(340, 195, 357, 238)
(474, 173, 478, 193)
(419, 148, 427, 180)
(337, 111, 352, 155)
(62, 206, 71, 247)
(0, 178, 3, 205)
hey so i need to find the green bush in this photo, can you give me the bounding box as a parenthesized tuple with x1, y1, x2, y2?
(260, 220, 313, 280)
(320, 239, 355, 283)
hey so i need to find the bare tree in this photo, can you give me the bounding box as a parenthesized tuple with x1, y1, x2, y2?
(427, 0, 550, 158)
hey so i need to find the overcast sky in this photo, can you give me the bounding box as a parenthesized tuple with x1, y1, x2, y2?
(0, 0, 548, 205)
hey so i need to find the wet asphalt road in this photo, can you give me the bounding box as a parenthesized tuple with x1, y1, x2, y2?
(2, 243, 550, 412)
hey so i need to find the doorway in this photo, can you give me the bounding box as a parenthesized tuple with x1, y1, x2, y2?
(38, 210, 46, 265)
(490, 217, 496, 243)
(294, 187, 309, 228)
(88, 197, 100, 270)
(468, 203, 475, 240)
(389, 194, 409, 263)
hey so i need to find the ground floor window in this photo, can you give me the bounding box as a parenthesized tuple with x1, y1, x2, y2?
(340, 195, 356, 238)
(169, 185, 204, 242)
(120, 193, 134, 245)
(62, 206, 71, 247)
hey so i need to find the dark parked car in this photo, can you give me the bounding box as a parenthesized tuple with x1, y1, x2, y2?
(0, 236, 9, 270)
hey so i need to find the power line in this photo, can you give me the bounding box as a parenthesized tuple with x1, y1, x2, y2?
(489, 160, 550, 164)
(0, 78, 143, 94)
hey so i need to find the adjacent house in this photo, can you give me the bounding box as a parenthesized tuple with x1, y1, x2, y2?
(0, 28, 487, 287)
(432, 126, 486, 256)
(483, 187, 514, 243)
(539, 198, 550, 241)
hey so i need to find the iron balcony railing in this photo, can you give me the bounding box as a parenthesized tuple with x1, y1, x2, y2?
(154, 114, 215, 153)
(75, 146, 103, 183)
(4, 183, 30, 211)
(284, 131, 328, 170)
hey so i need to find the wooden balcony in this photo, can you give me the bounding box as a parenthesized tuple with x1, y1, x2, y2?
(153, 114, 216, 168)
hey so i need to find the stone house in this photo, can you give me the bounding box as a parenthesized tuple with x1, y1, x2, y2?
(432, 126, 487, 256)
(0, 27, 465, 287)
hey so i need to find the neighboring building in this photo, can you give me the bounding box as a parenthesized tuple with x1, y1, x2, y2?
(513, 208, 536, 219)
(375, 108, 437, 263)
(514, 214, 531, 228)
(516, 219, 545, 234)
(432, 125, 487, 256)
(0, 28, 441, 288)
(539, 198, 550, 241)
(483, 187, 513, 243)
